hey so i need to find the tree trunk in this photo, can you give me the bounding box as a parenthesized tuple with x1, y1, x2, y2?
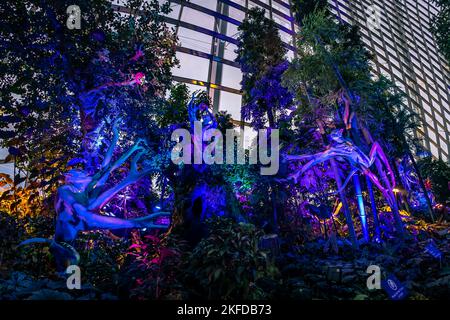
(317, 121, 358, 248)
(271, 187, 279, 233)
(391, 159, 412, 213)
(365, 176, 381, 241)
(331, 159, 358, 248)
(266, 102, 280, 232)
(353, 174, 369, 242)
(160, 176, 167, 207)
(361, 127, 404, 238)
(266, 104, 276, 129)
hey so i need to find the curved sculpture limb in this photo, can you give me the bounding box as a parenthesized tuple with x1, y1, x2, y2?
(56, 125, 169, 246)
(368, 142, 396, 189)
(286, 130, 396, 198)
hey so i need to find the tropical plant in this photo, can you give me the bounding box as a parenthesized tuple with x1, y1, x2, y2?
(236, 7, 292, 129)
(283, 7, 414, 242)
(0, 173, 48, 219)
(0, 0, 178, 214)
(125, 232, 188, 299)
(184, 217, 278, 299)
(290, 0, 329, 23)
(417, 157, 450, 204)
(157, 83, 190, 128)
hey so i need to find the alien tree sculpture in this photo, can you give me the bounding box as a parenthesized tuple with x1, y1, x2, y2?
(80, 72, 146, 122)
(398, 159, 436, 209)
(79, 45, 146, 161)
(21, 121, 169, 269)
(58, 123, 169, 241)
(79, 71, 146, 149)
(174, 94, 233, 246)
(286, 129, 398, 213)
(187, 93, 219, 173)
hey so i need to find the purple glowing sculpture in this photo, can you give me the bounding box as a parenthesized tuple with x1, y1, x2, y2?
(286, 129, 396, 197)
(20, 121, 170, 269)
(54, 122, 169, 243)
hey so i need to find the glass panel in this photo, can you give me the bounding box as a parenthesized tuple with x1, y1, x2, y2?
(189, 0, 217, 11)
(228, 6, 245, 22)
(181, 7, 215, 30)
(219, 91, 242, 121)
(223, 43, 238, 61)
(220, 64, 242, 90)
(172, 52, 210, 82)
(177, 27, 213, 53)
(226, 22, 239, 39)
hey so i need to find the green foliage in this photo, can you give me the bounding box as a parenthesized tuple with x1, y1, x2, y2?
(0, 173, 53, 219)
(216, 111, 235, 134)
(431, 0, 450, 62)
(184, 217, 278, 300)
(0, 0, 177, 201)
(417, 157, 450, 203)
(0, 211, 27, 273)
(76, 232, 130, 295)
(283, 9, 372, 99)
(0, 211, 55, 276)
(290, 0, 329, 23)
(236, 7, 288, 128)
(236, 8, 286, 81)
(356, 76, 420, 157)
(158, 85, 215, 129)
(124, 233, 189, 300)
(157, 83, 190, 128)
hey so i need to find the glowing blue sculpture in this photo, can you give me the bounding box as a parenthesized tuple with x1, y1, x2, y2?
(20, 121, 170, 269)
(286, 129, 399, 240)
(57, 123, 169, 240)
(286, 129, 396, 196)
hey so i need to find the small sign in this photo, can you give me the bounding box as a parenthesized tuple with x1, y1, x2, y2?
(382, 274, 408, 300)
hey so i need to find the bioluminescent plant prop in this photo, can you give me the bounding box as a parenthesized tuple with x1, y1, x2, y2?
(56, 121, 169, 241)
(286, 129, 401, 240)
(79, 45, 147, 144)
(79, 71, 146, 122)
(130, 44, 145, 62)
(287, 129, 395, 194)
(20, 121, 170, 270)
(187, 93, 218, 172)
(172, 93, 280, 175)
(398, 159, 437, 212)
(188, 93, 218, 137)
(398, 160, 419, 193)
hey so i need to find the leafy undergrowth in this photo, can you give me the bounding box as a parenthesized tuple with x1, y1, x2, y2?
(276, 236, 449, 300)
(0, 212, 448, 300)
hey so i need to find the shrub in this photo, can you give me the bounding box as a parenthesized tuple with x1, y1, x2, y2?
(183, 217, 279, 300)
